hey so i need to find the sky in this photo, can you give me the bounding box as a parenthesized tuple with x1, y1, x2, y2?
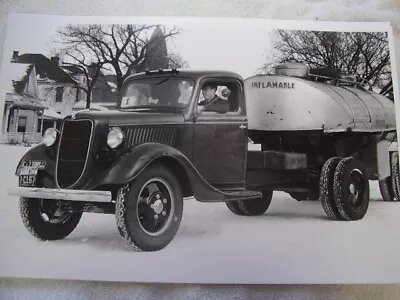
(0, 15, 276, 94)
(0, 14, 395, 97)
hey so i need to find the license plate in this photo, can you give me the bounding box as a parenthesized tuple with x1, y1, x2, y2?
(18, 160, 46, 187)
(19, 175, 37, 187)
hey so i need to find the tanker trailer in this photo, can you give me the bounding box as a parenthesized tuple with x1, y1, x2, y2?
(244, 63, 398, 220)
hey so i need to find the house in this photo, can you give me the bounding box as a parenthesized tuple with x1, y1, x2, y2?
(1, 51, 85, 145)
(1, 64, 61, 145)
(10, 51, 87, 117)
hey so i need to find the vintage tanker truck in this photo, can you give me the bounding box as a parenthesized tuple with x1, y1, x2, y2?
(8, 64, 399, 252)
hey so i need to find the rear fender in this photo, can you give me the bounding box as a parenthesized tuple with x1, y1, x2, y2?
(93, 142, 249, 202)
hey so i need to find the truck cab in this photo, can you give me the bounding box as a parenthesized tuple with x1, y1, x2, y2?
(9, 69, 262, 252)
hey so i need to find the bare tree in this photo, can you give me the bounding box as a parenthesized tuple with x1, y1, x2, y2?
(261, 30, 393, 99)
(57, 50, 104, 109)
(52, 24, 184, 108)
(166, 52, 190, 69)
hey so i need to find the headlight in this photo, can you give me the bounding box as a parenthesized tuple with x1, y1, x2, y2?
(42, 128, 58, 147)
(107, 127, 124, 149)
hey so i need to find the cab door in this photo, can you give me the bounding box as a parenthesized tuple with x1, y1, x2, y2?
(192, 78, 247, 190)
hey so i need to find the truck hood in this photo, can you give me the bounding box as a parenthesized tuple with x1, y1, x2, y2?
(72, 109, 186, 126)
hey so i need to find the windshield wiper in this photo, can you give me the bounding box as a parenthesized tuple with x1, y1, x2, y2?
(155, 78, 170, 85)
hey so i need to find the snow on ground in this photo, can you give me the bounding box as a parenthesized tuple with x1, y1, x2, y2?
(0, 144, 400, 284)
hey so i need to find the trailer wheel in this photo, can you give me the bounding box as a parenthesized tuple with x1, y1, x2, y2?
(333, 157, 369, 221)
(390, 151, 400, 201)
(115, 163, 183, 252)
(19, 197, 82, 240)
(320, 157, 344, 220)
(379, 177, 395, 201)
(225, 191, 273, 216)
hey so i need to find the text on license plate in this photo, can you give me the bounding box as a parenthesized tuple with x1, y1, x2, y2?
(19, 160, 46, 176)
(19, 175, 36, 186)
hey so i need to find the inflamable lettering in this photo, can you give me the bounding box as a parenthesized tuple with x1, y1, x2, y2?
(251, 81, 295, 89)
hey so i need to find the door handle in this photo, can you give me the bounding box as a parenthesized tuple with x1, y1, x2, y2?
(239, 124, 247, 129)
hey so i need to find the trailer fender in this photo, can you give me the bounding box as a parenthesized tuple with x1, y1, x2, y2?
(95, 142, 249, 202)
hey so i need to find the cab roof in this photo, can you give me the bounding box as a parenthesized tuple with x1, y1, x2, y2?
(123, 69, 243, 84)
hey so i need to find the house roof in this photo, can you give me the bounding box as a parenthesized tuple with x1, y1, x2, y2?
(5, 93, 48, 110)
(11, 53, 76, 84)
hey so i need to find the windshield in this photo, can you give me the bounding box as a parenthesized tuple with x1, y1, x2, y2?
(120, 78, 195, 109)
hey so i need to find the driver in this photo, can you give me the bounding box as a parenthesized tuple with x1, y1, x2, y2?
(122, 86, 148, 107)
(198, 83, 229, 113)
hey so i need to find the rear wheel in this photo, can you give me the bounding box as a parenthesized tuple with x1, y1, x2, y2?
(115, 164, 183, 252)
(20, 197, 82, 240)
(289, 191, 319, 201)
(226, 191, 273, 216)
(333, 157, 370, 221)
(225, 201, 245, 215)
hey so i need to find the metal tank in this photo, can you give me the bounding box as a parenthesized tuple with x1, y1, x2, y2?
(244, 64, 396, 134)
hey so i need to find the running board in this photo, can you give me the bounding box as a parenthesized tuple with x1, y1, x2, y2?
(7, 187, 112, 203)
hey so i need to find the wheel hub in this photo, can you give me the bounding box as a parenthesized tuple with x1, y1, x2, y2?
(348, 170, 364, 207)
(349, 183, 357, 195)
(39, 199, 72, 224)
(151, 198, 164, 214)
(137, 179, 174, 237)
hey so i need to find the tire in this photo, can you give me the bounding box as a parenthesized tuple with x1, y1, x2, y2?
(115, 164, 184, 252)
(391, 151, 400, 201)
(225, 201, 245, 216)
(289, 191, 319, 201)
(379, 176, 395, 201)
(289, 192, 307, 201)
(319, 157, 344, 220)
(19, 197, 82, 240)
(333, 157, 370, 221)
(225, 191, 273, 216)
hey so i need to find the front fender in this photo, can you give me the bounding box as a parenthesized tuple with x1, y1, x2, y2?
(14, 143, 57, 187)
(86, 142, 255, 202)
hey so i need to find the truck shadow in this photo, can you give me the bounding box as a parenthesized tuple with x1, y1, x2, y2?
(65, 223, 221, 252)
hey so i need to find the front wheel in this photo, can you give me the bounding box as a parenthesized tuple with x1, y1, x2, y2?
(20, 197, 82, 240)
(115, 164, 184, 252)
(226, 191, 273, 216)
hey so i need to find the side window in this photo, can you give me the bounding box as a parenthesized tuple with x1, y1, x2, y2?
(198, 80, 240, 114)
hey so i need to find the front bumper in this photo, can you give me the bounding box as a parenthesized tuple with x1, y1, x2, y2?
(7, 187, 112, 203)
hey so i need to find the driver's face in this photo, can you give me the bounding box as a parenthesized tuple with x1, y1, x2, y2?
(202, 86, 216, 101)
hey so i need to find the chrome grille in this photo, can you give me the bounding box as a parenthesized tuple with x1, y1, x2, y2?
(123, 126, 178, 150)
(56, 119, 93, 188)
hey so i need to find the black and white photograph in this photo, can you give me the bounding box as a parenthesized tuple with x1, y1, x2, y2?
(0, 14, 399, 284)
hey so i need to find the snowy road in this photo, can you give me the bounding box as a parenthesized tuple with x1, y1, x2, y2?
(1, 145, 400, 284)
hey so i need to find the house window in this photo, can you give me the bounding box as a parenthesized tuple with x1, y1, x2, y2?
(56, 86, 64, 102)
(17, 116, 27, 133)
(37, 119, 42, 132)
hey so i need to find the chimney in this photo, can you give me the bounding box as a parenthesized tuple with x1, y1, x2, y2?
(51, 56, 60, 66)
(12, 51, 19, 60)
